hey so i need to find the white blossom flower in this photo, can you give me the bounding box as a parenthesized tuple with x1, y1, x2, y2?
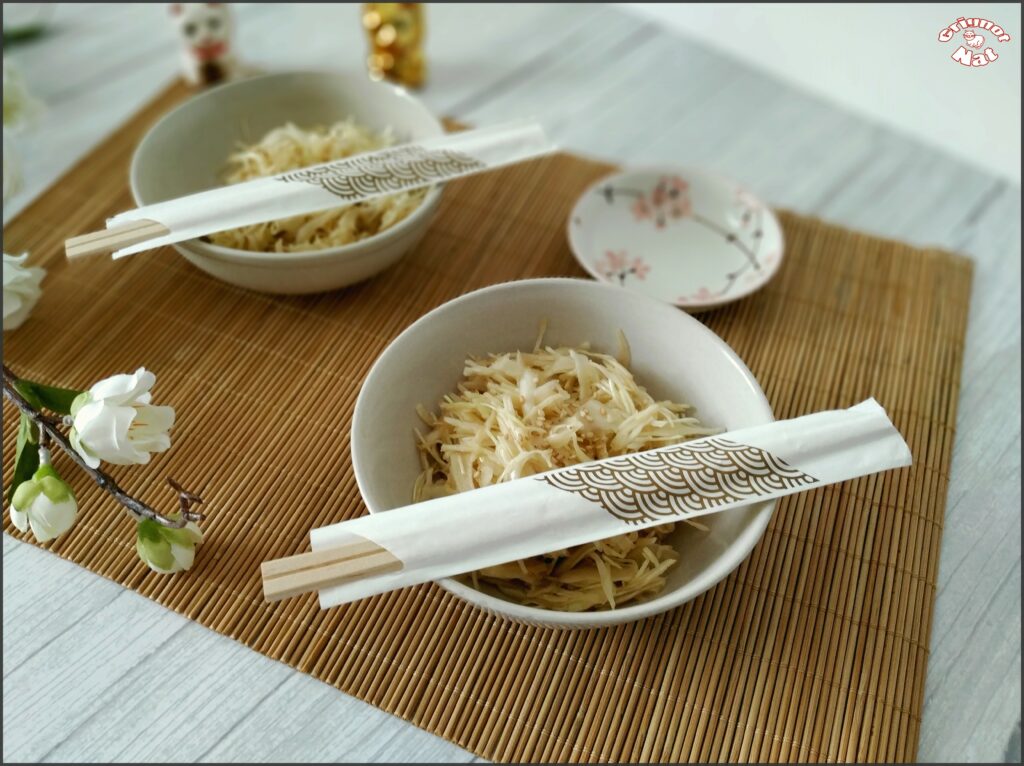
(136, 518, 204, 574)
(69, 368, 175, 469)
(10, 462, 78, 542)
(3, 58, 42, 130)
(3, 252, 45, 330)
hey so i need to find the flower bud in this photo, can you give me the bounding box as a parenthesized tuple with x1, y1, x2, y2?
(9, 462, 78, 542)
(135, 517, 203, 574)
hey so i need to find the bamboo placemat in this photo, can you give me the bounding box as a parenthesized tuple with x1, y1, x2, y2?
(3, 82, 973, 763)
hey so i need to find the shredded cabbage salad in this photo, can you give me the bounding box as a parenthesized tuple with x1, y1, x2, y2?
(209, 120, 426, 253)
(413, 331, 718, 612)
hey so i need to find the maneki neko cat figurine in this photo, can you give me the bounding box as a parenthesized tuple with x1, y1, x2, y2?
(170, 3, 237, 87)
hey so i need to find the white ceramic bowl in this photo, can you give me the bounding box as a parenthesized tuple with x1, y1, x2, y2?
(352, 278, 775, 629)
(130, 71, 445, 294)
(568, 167, 785, 312)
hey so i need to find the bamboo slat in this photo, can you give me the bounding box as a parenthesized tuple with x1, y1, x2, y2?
(2, 81, 973, 763)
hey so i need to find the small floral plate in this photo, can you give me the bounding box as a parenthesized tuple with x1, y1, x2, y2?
(567, 167, 784, 312)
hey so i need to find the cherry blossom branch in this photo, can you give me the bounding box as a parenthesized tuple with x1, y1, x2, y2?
(689, 214, 761, 271)
(601, 184, 763, 270)
(2, 364, 204, 528)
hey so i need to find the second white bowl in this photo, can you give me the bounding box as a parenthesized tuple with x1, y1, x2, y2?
(351, 278, 775, 629)
(131, 71, 445, 294)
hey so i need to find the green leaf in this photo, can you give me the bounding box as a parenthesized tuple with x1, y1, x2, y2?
(136, 518, 164, 544)
(16, 413, 37, 456)
(164, 523, 202, 547)
(13, 380, 84, 415)
(7, 434, 40, 506)
(145, 539, 175, 571)
(3, 24, 48, 45)
(12, 380, 43, 411)
(12, 477, 41, 509)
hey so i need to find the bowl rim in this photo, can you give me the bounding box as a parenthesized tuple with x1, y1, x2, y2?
(567, 166, 786, 310)
(351, 276, 777, 628)
(129, 69, 446, 264)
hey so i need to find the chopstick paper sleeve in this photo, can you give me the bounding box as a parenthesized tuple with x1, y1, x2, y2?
(311, 399, 911, 609)
(104, 120, 553, 258)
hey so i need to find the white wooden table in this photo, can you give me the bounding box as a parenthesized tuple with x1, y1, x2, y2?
(3, 4, 1020, 762)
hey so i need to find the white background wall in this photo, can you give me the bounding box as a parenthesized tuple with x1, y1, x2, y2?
(618, 3, 1021, 182)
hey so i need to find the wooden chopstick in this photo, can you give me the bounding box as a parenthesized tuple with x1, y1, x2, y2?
(66, 217, 160, 246)
(261, 538, 402, 603)
(65, 218, 170, 259)
(261, 538, 383, 579)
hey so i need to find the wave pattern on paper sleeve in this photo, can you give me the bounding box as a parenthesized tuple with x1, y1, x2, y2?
(539, 438, 817, 523)
(277, 145, 485, 199)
